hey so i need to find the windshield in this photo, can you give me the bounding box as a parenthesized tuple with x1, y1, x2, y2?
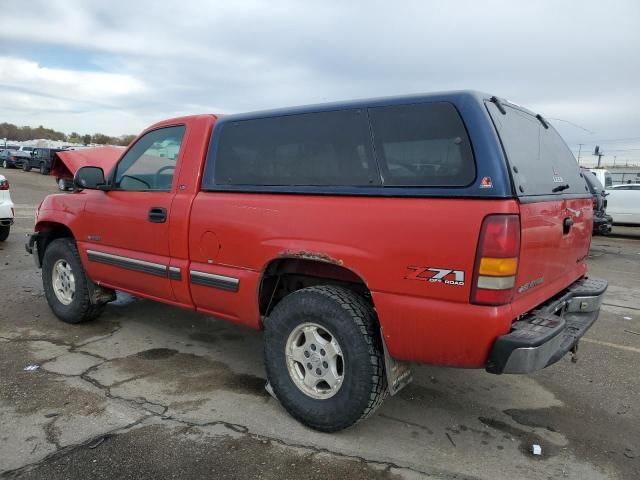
(486, 101, 587, 197)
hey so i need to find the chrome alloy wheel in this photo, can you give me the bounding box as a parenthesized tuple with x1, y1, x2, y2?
(285, 322, 344, 399)
(52, 259, 76, 305)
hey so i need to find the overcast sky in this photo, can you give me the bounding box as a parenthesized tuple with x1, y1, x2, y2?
(1, 0, 639, 165)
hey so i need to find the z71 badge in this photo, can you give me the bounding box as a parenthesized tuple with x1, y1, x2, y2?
(406, 266, 465, 286)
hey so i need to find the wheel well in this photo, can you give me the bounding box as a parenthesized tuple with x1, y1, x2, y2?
(36, 222, 74, 263)
(258, 258, 372, 316)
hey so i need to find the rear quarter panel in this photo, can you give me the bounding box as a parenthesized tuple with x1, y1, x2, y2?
(189, 193, 520, 366)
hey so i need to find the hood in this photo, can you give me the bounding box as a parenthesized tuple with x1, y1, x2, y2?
(50, 147, 124, 179)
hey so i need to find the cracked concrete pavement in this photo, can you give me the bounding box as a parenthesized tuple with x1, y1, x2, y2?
(1, 170, 639, 479)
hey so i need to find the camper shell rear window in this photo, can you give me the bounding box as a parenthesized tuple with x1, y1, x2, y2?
(486, 101, 587, 197)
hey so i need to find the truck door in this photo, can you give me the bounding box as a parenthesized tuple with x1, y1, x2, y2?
(78, 125, 187, 301)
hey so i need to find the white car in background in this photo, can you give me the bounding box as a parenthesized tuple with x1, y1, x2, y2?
(606, 183, 640, 225)
(0, 174, 15, 241)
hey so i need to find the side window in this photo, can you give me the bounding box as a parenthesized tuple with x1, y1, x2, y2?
(368, 102, 475, 187)
(210, 109, 377, 187)
(114, 126, 186, 191)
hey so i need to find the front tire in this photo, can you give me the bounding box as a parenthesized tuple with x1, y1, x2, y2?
(0, 226, 9, 241)
(22, 162, 31, 172)
(42, 238, 104, 323)
(264, 285, 387, 432)
(2, 160, 8, 169)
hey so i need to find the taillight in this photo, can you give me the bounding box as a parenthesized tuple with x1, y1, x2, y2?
(471, 214, 521, 306)
(591, 197, 597, 210)
(0, 179, 9, 190)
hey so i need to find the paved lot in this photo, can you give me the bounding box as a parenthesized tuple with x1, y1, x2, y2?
(1, 169, 638, 479)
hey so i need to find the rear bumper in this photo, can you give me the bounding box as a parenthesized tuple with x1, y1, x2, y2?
(593, 214, 612, 234)
(486, 277, 608, 374)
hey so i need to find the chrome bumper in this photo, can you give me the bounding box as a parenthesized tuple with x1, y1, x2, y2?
(486, 278, 608, 374)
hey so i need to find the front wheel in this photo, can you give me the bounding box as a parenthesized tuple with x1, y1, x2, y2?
(2, 160, 8, 169)
(42, 238, 104, 323)
(0, 225, 9, 241)
(264, 285, 387, 432)
(22, 162, 31, 172)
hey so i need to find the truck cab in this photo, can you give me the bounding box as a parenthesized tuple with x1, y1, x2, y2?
(26, 91, 607, 432)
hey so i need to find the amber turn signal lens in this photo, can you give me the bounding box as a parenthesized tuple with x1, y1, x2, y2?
(478, 257, 518, 277)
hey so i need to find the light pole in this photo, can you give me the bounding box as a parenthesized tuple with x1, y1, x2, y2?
(593, 145, 604, 168)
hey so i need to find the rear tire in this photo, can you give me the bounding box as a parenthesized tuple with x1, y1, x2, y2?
(0, 226, 9, 242)
(2, 160, 7, 169)
(42, 238, 104, 323)
(39, 163, 49, 175)
(264, 285, 387, 432)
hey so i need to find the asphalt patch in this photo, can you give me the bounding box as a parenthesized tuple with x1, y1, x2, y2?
(0, 342, 105, 417)
(13, 424, 403, 480)
(113, 349, 268, 397)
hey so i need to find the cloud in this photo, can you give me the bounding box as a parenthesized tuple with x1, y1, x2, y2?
(0, 0, 638, 164)
(0, 57, 144, 105)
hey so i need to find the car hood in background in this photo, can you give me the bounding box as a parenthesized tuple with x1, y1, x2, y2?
(50, 147, 124, 179)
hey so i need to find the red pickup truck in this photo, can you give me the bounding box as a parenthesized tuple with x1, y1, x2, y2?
(27, 91, 607, 431)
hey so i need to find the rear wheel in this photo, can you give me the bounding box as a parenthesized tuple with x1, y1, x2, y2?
(42, 238, 104, 323)
(2, 160, 8, 169)
(264, 285, 387, 432)
(39, 163, 49, 175)
(58, 178, 67, 191)
(0, 226, 9, 242)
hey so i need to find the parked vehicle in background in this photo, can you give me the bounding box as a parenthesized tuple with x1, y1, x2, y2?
(606, 183, 640, 225)
(581, 168, 612, 234)
(1, 146, 20, 168)
(589, 168, 612, 188)
(0, 175, 14, 241)
(26, 91, 607, 431)
(21, 147, 62, 175)
(609, 183, 640, 190)
(2, 146, 31, 169)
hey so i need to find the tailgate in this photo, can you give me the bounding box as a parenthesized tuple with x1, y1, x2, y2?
(514, 197, 591, 313)
(486, 99, 592, 315)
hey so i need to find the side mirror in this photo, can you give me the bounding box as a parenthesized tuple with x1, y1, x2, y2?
(74, 166, 107, 190)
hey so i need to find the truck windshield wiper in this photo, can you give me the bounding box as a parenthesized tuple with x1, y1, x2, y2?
(535, 114, 549, 129)
(490, 96, 507, 115)
(552, 184, 570, 193)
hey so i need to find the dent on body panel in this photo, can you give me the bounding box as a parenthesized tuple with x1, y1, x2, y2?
(36, 194, 85, 231)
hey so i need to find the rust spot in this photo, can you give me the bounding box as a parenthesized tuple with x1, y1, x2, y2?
(281, 250, 344, 266)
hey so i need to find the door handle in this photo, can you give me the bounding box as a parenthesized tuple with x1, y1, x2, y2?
(148, 207, 167, 223)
